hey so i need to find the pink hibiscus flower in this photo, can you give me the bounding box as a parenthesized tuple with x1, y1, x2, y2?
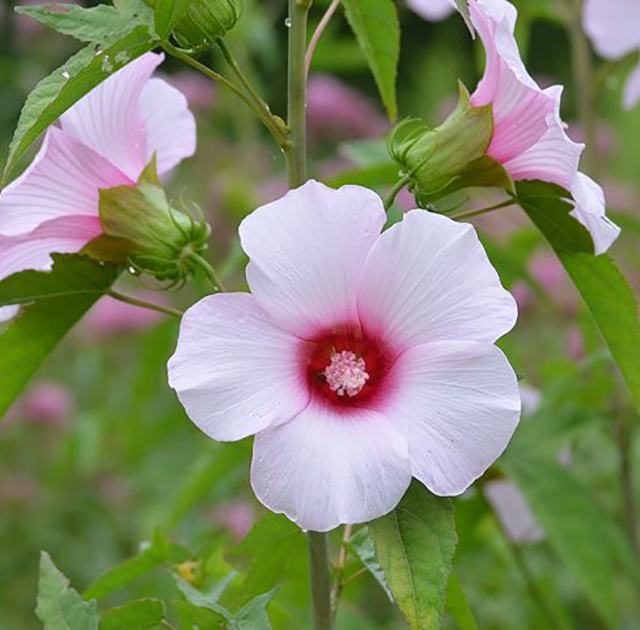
(468, 0, 620, 254)
(0, 53, 196, 283)
(583, 0, 640, 111)
(406, 0, 456, 21)
(168, 181, 521, 532)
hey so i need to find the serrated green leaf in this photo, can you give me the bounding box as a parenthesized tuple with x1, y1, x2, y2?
(3, 26, 158, 182)
(0, 255, 119, 421)
(15, 2, 151, 45)
(446, 573, 478, 630)
(369, 481, 457, 630)
(342, 0, 400, 121)
(100, 599, 165, 630)
(348, 527, 393, 599)
(517, 180, 640, 417)
(171, 601, 226, 630)
(36, 552, 99, 630)
(154, 0, 191, 38)
(502, 453, 638, 627)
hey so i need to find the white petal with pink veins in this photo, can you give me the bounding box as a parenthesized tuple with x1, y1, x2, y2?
(0, 215, 102, 281)
(583, 0, 640, 59)
(251, 402, 411, 532)
(60, 53, 163, 181)
(239, 180, 386, 338)
(168, 293, 309, 442)
(357, 210, 517, 350)
(389, 340, 520, 496)
(140, 78, 196, 175)
(502, 87, 583, 190)
(470, 0, 555, 163)
(0, 127, 131, 237)
(570, 172, 620, 255)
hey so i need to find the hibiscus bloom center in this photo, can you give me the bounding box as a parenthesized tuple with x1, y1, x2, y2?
(301, 326, 393, 409)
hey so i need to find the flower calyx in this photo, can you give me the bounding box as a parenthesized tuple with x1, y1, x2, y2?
(388, 82, 514, 206)
(84, 156, 211, 288)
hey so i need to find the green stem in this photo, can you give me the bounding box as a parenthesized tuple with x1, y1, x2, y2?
(106, 290, 184, 319)
(285, 0, 311, 188)
(188, 252, 227, 292)
(309, 531, 333, 630)
(163, 42, 287, 147)
(216, 39, 287, 140)
(450, 198, 517, 221)
(383, 173, 413, 211)
(566, 0, 598, 177)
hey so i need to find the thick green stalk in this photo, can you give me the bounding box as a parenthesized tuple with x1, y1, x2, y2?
(284, 1, 333, 628)
(285, 0, 311, 187)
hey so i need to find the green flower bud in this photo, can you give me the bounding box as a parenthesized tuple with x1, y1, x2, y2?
(83, 157, 211, 287)
(388, 83, 514, 205)
(148, 0, 242, 48)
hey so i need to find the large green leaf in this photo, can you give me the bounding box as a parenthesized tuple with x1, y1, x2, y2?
(503, 453, 640, 627)
(0, 255, 119, 421)
(516, 180, 640, 416)
(100, 599, 165, 630)
(36, 552, 99, 630)
(446, 573, 478, 630)
(369, 482, 457, 630)
(348, 527, 393, 599)
(341, 0, 400, 121)
(3, 25, 158, 182)
(15, 2, 152, 44)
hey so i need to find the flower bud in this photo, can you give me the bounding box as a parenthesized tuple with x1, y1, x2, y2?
(388, 83, 513, 205)
(149, 0, 242, 48)
(83, 157, 211, 287)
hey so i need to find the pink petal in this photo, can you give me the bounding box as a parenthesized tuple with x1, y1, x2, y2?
(583, 0, 640, 59)
(0, 127, 131, 237)
(502, 86, 583, 189)
(389, 340, 520, 495)
(251, 402, 411, 532)
(60, 53, 164, 181)
(239, 181, 386, 338)
(357, 210, 517, 350)
(139, 78, 196, 175)
(570, 172, 620, 255)
(406, 0, 456, 20)
(485, 480, 543, 543)
(623, 61, 640, 110)
(167, 293, 309, 441)
(0, 215, 102, 281)
(470, 0, 556, 163)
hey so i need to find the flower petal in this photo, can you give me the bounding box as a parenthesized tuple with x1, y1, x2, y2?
(0, 306, 20, 323)
(623, 61, 640, 110)
(389, 340, 520, 495)
(168, 293, 309, 442)
(140, 78, 196, 175)
(239, 180, 386, 337)
(0, 127, 131, 237)
(583, 0, 640, 59)
(570, 172, 620, 255)
(60, 53, 164, 180)
(406, 0, 456, 21)
(0, 215, 102, 281)
(357, 210, 517, 349)
(502, 86, 583, 190)
(470, 0, 556, 163)
(485, 479, 543, 543)
(251, 402, 411, 531)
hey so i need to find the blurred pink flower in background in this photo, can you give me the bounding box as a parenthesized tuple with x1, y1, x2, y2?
(0, 53, 196, 282)
(167, 71, 217, 111)
(529, 251, 578, 314)
(468, 0, 620, 254)
(406, 0, 456, 21)
(565, 326, 585, 360)
(510, 281, 533, 313)
(79, 293, 167, 337)
(23, 380, 73, 428)
(307, 74, 388, 142)
(583, 0, 640, 110)
(209, 500, 256, 542)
